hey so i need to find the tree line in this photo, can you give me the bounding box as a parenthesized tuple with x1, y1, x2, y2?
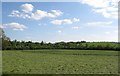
(2, 40, 120, 50)
(1, 29, 120, 50)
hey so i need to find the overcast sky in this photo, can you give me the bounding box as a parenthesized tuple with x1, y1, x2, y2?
(1, 0, 119, 42)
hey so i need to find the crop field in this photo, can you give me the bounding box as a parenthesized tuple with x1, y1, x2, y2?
(2, 50, 119, 74)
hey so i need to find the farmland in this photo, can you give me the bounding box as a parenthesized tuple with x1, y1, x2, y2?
(2, 50, 119, 74)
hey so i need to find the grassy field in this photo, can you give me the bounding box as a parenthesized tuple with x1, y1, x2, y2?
(2, 50, 119, 74)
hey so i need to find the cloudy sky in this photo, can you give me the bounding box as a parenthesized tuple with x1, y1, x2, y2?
(1, 0, 119, 42)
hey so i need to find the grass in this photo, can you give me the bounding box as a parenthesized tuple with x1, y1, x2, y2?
(2, 50, 119, 74)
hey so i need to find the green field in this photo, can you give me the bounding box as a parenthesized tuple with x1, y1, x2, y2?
(2, 50, 119, 74)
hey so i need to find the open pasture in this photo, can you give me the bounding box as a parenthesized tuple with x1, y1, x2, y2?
(2, 50, 119, 74)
